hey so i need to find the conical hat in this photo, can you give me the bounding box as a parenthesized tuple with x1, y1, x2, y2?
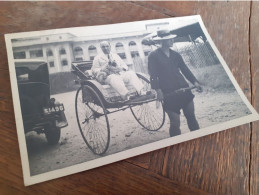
(152, 29, 177, 41)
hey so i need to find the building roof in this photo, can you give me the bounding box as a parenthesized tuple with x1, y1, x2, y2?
(73, 30, 148, 43)
(11, 33, 76, 48)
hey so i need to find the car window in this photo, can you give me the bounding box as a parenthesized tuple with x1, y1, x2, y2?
(16, 67, 30, 83)
(15, 64, 49, 84)
(17, 73, 29, 81)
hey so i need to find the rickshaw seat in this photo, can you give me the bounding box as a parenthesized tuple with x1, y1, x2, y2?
(85, 79, 138, 103)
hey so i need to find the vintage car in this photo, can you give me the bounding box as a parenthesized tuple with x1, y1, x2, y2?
(15, 60, 68, 145)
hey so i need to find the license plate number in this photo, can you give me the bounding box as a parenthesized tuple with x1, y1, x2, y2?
(43, 104, 64, 114)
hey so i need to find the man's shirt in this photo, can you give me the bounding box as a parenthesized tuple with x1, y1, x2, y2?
(148, 48, 198, 92)
(92, 52, 128, 75)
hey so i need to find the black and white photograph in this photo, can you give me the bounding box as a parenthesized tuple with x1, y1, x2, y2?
(4, 15, 259, 185)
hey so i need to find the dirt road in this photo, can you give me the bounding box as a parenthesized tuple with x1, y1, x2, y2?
(26, 89, 251, 176)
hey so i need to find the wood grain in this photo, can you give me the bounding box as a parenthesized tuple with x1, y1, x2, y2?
(1, 161, 209, 194)
(0, 1, 258, 194)
(133, 2, 253, 195)
(250, 2, 259, 195)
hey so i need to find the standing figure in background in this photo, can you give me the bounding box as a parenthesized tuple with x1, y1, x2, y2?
(148, 30, 202, 137)
(91, 41, 144, 101)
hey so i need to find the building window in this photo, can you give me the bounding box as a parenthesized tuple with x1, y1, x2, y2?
(130, 51, 139, 57)
(142, 42, 152, 56)
(144, 51, 151, 56)
(88, 45, 97, 61)
(59, 48, 66, 55)
(74, 47, 83, 56)
(129, 41, 137, 47)
(115, 42, 126, 59)
(30, 49, 43, 58)
(118, 53, 126, 59)
(46, 49, 53, 57)
(129, 41, 139, 58)
(49, 61, 55, 67)
(61, 59, 68, 66)
(75, 57, 83, 61)
(14, 51, 26, 59)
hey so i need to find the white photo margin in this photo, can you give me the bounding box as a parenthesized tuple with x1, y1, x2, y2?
(5, 15, 259, 186)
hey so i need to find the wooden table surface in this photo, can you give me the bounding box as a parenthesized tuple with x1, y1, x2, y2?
(0, 1, 259, 194)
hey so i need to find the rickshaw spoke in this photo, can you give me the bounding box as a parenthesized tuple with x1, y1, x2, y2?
(82, 117, 107, 153)
(130, 74, 165, 131)
(95, 126, 106, 148)
(75, 86, 110, 155)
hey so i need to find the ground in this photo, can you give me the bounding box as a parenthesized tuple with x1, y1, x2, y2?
(25, 89, 251, 176)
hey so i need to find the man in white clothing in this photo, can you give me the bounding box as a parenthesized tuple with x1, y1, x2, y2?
(91, 41, 144, 100)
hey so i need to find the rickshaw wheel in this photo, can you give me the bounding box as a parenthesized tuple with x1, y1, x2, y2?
(75, 86, 110, 155)
(130, 75, 165, 131)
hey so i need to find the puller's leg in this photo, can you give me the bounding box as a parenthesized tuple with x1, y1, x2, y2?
(167, 111, 181, 137)
(182, 100, 200, 131)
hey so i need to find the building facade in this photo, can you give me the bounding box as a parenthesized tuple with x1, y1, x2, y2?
(11, 30, 156, 74)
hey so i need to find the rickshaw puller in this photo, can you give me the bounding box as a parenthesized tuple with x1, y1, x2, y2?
(148, 29, 202, 137)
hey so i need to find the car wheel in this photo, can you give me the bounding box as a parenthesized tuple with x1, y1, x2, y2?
(45, 125, 61, 145)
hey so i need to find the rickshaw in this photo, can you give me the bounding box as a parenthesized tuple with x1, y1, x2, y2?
(71, 22, 206, 155)
(71, 61, 165, 155)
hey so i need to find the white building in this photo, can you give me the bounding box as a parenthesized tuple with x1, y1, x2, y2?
(11, 22, 172, 74)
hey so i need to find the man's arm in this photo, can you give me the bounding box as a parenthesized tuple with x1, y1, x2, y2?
(177, 54, 202, 92)
(148, 53, 160, 90)
(177, 54, 197, 83)
(113, 53, 128, 71)
(148, 53, 164, 101)
(92, 56, 101, 71)
(92, 55, 110, 75)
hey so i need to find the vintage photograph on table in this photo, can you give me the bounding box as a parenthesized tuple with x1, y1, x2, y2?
(4, 15, 259, 186)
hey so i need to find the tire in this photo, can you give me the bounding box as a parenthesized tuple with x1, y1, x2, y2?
(130, 74, 165, 131)
(75, 86, 110, 155)
(45, 126, 61, 145)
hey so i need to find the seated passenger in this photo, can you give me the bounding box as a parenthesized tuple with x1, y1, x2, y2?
(91, 41, 144, 100)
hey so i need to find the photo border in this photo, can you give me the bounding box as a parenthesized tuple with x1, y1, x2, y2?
(5, 15, 259, 186)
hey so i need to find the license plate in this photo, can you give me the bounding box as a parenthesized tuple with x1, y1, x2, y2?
(43, 104, 64, 115)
